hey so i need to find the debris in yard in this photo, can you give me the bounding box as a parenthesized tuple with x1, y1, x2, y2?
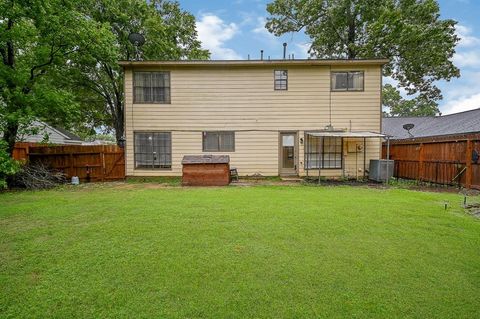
(71, 176, 80, 185)
(459, 188, 480, 196)
(13, 162, 67, 189)
(464, 203, 480, 218)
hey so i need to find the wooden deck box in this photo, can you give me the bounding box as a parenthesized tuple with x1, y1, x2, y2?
(182, 155, 230, 186)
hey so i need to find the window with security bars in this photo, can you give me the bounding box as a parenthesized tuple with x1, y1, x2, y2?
(134, 72, 171, 103)
(274, 70, 288, 90)
(202, 132, 235, 152)
(331, 71, 364, 91)
(134, 132, 172, 169)
(305, 136, 342, 169)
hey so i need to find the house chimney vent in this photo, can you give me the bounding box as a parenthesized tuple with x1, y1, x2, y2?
(283, 43, 287, 59)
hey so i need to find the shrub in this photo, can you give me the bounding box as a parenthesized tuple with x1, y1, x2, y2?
(0, 141, 20, 189)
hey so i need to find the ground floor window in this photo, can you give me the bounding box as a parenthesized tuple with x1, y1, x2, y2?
(203, 131, 235, 152)
(134, 132, 172, 169)
(305, 136, 342, 169)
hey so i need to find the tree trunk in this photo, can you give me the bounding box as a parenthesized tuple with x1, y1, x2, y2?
(346, 1, 356, 59)
(3, 122, 19, 157)
(2, 19, 17, 157)
(2, 121, 19, 188)
(114, 99, 124, 144)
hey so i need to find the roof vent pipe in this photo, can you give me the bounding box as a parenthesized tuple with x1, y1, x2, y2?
(283, 43, 287, 59)
(292, 53, 295, 60)
(260, 50, 264, 60)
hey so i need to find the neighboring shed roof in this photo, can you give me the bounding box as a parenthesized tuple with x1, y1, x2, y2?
(382, 108, 480, 140)
(182, 155, 230, 164)
(12, 121, 83, 144)
(53, 126, 83, 142)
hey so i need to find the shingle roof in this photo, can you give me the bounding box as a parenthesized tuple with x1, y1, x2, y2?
(382, 108, 480, 140)
(52, 126, 83, 141)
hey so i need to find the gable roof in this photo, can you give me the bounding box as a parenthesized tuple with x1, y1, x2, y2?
(382, 108, 480, 140)
(52, 126, 83, 141)
(10, 121, 84, 144)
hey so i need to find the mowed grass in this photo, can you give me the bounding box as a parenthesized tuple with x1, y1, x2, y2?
(0, 185, 479, 318)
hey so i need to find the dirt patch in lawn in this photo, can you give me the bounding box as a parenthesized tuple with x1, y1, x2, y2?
(464, 202, 480, 218)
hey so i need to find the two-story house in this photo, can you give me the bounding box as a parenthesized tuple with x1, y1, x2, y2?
(119, 59, 387, 178)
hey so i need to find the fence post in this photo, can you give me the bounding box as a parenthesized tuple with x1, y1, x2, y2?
(418, 143, 425, 182)
(69, 152, 74, 178)
(466, 139, 472, 188)
(101, 146, 105, 182)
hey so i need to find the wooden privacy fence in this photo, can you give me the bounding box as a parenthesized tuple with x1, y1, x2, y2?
(382, 135, 480, 189)
(12, 142, 36, 161)
(13, 143, 125, 182)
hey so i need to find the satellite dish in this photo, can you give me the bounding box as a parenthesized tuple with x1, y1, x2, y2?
(402, 123, 415, 137)
(128, 33, 145, 46)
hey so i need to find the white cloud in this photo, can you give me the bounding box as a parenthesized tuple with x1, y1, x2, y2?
(453, 51, 480, 68)
(294, 43, 311, 59)
(452, 25, 480, 68)
(439, 24, 480, 114)
(252, 17, 271, 37)
(196, 14, 242, 60)
(442, 93, 480, 114)
(251, 17, 311, 59)
(456, 25, 480, 48)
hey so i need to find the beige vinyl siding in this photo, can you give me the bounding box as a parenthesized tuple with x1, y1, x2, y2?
(127, 131, 278, 176)
(124, 64, 382, 177)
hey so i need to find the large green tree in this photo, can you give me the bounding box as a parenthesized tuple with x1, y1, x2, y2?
(382, 84, 439, 117)
(0, 0, 114, 155)
(266, 0, 459, 116)
(73, 0, 209, 143)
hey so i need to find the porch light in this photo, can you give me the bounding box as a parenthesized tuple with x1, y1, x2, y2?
(118, 136, 126, 148)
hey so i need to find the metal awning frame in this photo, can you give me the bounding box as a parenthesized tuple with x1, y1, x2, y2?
(304, 131, 392, 184)
(305, 131, 387, 138)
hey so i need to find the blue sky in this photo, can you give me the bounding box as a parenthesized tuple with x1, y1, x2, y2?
(179, 0, 480, 115)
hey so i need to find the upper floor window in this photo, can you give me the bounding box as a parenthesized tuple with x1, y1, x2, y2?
(274, 70, 288, 90)
(203, 131, 235, 152)
(331, 71, 364, 91)
(134, 72, 171, 103)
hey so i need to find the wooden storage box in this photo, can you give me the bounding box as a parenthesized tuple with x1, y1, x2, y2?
(182, 155, 230, 186)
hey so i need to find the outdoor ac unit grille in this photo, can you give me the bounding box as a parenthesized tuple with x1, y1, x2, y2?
(369, 159, 394, 182)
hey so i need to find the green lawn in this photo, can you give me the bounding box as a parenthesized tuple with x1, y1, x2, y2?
(1, 184, 479, 318)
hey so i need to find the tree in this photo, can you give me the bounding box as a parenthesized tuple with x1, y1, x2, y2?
(74, 0, 209, 143)
(0, 0, 115, 155)
(0, 140, 19, 188)
(382, 84, 439, 117)
(266, 0, 459, 114)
